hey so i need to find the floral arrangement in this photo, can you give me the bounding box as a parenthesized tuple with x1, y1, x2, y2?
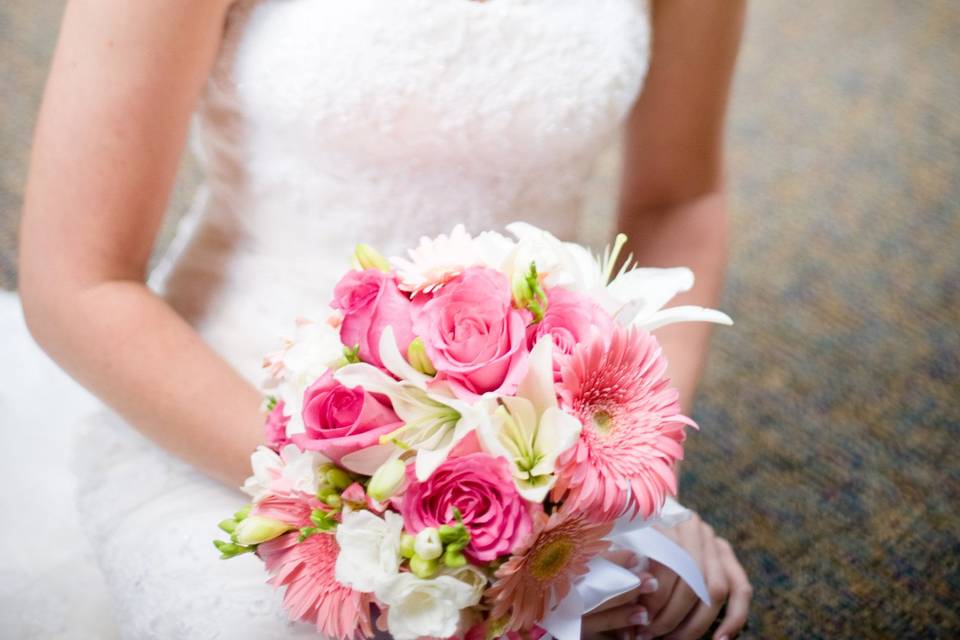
(213, 223, 730, 640)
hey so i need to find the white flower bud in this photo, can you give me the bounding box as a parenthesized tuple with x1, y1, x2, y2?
(367, 458, 407, 502)
(353, 243, 391, 272)
(414, 527, 443, 561)
(232, 515, 293, 545)
(406, 338, 437, 376)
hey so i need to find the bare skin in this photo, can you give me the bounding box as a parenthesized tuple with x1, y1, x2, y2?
(19, 0, 261, 487)
(18, 0, 750, 638)
(586, 3, 753, 639)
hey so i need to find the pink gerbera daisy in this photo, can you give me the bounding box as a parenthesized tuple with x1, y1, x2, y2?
(552, 325, 694, 521)
(258, 532, 375, 640)
(485, 509, 613, 633)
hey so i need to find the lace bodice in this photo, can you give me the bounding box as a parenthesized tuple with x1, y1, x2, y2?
(156, 0, 651, 380)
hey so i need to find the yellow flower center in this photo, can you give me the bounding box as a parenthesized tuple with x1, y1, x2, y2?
(529, 537, 574, 581)
(592, 410, 614, 434)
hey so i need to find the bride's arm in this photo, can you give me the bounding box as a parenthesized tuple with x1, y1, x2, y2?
(19, 0, 262, 487)
(618, 0, 745, 414)
(610, 2, 752, 639)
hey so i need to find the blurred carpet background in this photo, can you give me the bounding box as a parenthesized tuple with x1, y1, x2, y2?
(1, 1, 958, 638)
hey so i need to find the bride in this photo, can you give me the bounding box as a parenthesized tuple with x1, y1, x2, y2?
(11, 0, 751, 638)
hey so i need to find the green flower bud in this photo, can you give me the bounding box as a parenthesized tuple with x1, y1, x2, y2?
(511, 262, 548, 322)
(213, 539, 254, 559)
(316, 484, 337, 501)
(342, 344, 362, 365)
(233, 505, 252, 522)
(325, 467, 353, 490)
(442, 547, 467, 568)
(399, 533, 417, 559)
(438, 516, 471, 551)
(409, 554, 439, 578)
(323, 493, 342, 509)
(406, 338, 437, 376)
(232, 515, 294, 545)
(218, 518, 238, 534)
(353, 243, 391, 272)
(414, 527, 443, 560)
(367, 458, 407, 502)
(512, 273, 533, 308)
(310, 508, 338, 531)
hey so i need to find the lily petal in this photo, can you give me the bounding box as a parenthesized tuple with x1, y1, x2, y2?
(606, 267, 694, 324)
(339, 443, 399, 476)
(378, 326, 431, 388)
(517, 337, 558, 415)
(635, 306, 734, 333)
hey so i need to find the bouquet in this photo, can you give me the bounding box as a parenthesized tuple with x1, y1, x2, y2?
(213, 223, 730, 640)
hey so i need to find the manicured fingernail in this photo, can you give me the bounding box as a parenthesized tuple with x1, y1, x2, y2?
(629, 608, 649, 625)
(639, 577, 659, 593)
(716, 635, 729, 640)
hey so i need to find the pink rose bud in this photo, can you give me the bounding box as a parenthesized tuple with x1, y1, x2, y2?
(331, 269, 416, 370)
(290, 371, 402, 463)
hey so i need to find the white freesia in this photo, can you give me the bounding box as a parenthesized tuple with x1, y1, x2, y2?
(232, 515, 293, 545)
(477, 338, 581, 501)
(506, 222, 733, 331)
(335, 327, 489, 481)
(374, 572, 481, 640)
(334, 509, 404, 593)
(391, 224, 515, 294)
(414, 528, 443, 561)
(266, 319, 344, 436)
(241, 444, 328, 502)
(443, 564, 489, 604)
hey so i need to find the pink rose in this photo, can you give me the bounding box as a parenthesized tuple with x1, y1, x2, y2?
(290, 371, 401, 463)
(412, 267, 529, 398)
(264, 401, 291, 448)
(331, 269, 415, 369)
(527, 286, 614, 375)
(402, 452, 534, 562)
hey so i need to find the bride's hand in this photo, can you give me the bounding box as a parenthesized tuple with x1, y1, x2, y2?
(581, 549, 660, 638)
(641, 513, 751, 639)
(580, 514, 751, 640)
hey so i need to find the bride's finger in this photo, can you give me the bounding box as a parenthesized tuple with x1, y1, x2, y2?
(639, 560, 678, 619)
(590, 571, 658, 613)
(581, 603, 650, 636)
(661, 535, 727, 639)
(602, 549, 643, 571)
(712, 538, 752, 640)
(647, 520, 711, 637)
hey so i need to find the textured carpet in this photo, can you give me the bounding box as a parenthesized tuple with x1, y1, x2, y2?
(1, 1, 958, 638)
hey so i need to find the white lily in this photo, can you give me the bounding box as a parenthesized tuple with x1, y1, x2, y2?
(505, 222, 733, 332)
(477, 338, 581, 502)
(334, 327, 489, 481)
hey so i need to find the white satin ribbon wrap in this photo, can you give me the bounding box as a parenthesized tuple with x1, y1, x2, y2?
(539, 499, 710, 640)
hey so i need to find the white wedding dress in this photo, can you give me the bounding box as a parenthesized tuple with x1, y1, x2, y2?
(0, 0, 651, 637)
